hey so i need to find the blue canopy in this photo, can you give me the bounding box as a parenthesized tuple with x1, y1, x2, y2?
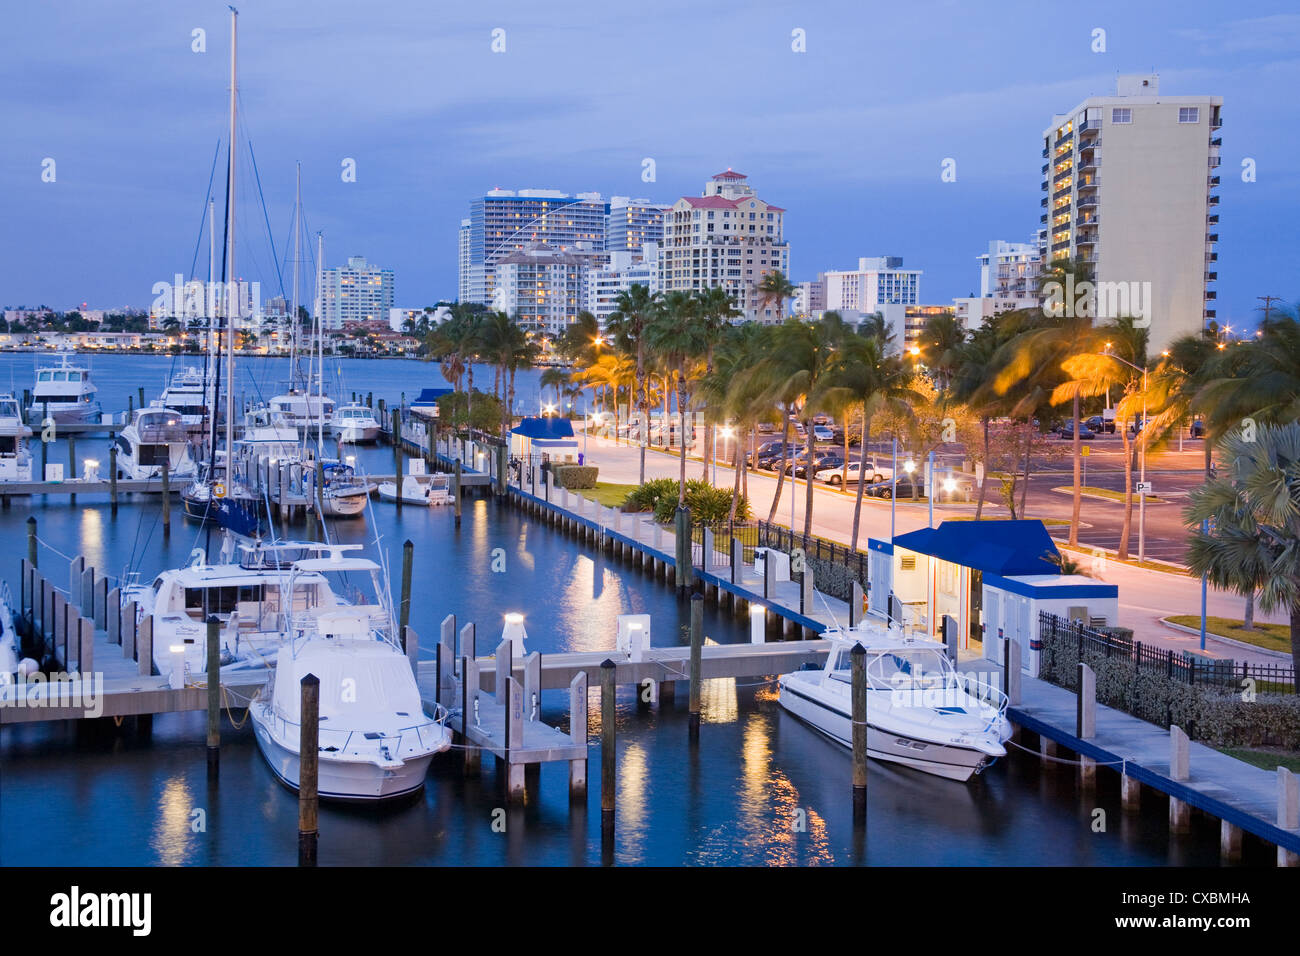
(411, 387, 452, 407)
(511, 417, 575, 440)
(891, 520, 1059, 576)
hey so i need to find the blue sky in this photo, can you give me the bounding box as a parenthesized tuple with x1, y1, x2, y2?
(2, 0, 1297, 325)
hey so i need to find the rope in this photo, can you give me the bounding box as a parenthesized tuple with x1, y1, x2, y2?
(1005, 735, 1129, 769)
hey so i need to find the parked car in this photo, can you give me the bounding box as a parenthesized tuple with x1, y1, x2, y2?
(1053, 420, 1096, 440)
(788, 451, 844, 478)
(1084, 414, 1116, 434)
(815, 457, 889, 486)
(1190, 419, 1205, 438)
(755, 444, 804, 471)
(865, 476, 925, 499)
(811, 424, 834, 443)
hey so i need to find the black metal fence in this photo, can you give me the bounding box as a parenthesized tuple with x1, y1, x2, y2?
(756, 520, 870, 588)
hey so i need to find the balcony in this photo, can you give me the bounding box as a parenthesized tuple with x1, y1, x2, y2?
(1077, 158, 1100, 173)
(1208, 213, 1219, 224)
(1205, 309, 1217, 319)
(1041, 197, 1048, 208)
(1207, 233, 1218, 242)
(1208, 195, 1220, 206)
(1076, 196, 1099, 209)
(1208, 176, 1220, 186)
(1040, 213, 1048, 224)
(1207, 252, 1219, 262)
(1210, 137, 1222, 147)
(1042, 163, 1049, 175)
(1041, 181, 1049, 191)
(1205, 271, 1217, 281)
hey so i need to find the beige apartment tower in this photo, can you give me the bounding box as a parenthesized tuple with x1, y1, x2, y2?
(1040, 74, 1222, 349)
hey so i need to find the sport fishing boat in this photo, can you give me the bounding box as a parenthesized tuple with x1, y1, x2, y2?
(114, 406, 198, 480)
(377, 471, 453, 506)
(268, 389, 335, 435)
(249, 546, 451, 801)
(778, 622, 1011, 782)
(237, 405, 301, 461)
(25, 353, 102, 425)
(330, 403, 380, 443)
(311, 459, 370, 518)
(0, 394, 34, 482)
(155, 364, 218, 431)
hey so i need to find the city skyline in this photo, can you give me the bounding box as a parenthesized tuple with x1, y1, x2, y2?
(3, 1, 1298, 329)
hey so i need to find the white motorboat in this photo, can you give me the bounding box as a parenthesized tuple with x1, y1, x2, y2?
(238, 405, 301, 461)
(249, 547, 451, 801)
(330, 403, 380, 443)
(268, 389, 335, 434)
(0, 394, 34, 481)
(377, 472, 454, 506)
(778, 622, 1011, 782)
(156, 364, 217, 430)
(114, 406, 198, 480)
(26, 353, 102, 425)
(0, 582, 31, 680)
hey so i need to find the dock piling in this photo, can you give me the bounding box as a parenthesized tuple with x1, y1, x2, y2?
(405, 625, 419, 681)
(1280, 768, 1299, 866)
(207, 615, 220, 777)
(298, 673, 320, 866)
(391, 408, 403, 514)
(1169, 724, 1191, 833)
(67, 436, 76, 504)
(568, 671, 588, 800)
(453, 460, 462, 527)
(27, 516, 37, 568)
(688, 593, 703, 744)
(399, 539, 413, 643)
(160, 461, 170, 538)
(109, 445, 118, 516)
(600, 658, 615, 862)
(850, 642, 868, 824)
(139, 615, 153, 677)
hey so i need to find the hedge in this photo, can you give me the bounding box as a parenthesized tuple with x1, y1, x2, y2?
(552, 465, 598, 489)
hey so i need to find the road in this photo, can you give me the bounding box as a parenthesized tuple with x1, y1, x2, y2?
(578, 430, 1286, 665)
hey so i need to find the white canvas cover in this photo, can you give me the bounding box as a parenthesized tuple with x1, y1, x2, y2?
(273, 641, 422, 723)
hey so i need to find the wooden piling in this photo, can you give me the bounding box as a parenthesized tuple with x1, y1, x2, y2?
(298, 673, 320, 866)
(160, 461, 171, 537)
(688, 593, 703, 744)
(206, 615, 220, 777)
(391, 408, 403, 514)
(453, 460, 462, 527)
(139, 615, 153, 677)
(569, 671, 588, 801)
(600, 658, 616, 861)
(68, 435, 76, 504)
(109, 444, 118, 516)
(27, 516, 37, 568)
(399, 539, 413, 644)
(851, 642, 868, 824)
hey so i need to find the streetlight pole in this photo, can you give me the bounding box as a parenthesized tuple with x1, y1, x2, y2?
(1101, 347, 1150, 563)
(890, 436, 897, 539)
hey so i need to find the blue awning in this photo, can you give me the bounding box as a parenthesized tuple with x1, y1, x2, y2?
(411, 387, 452, 407)
(891, 520, 1060, 576)
(511, 417, 575, 440)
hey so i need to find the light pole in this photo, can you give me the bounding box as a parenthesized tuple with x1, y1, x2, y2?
(1101, 346, 1149, 562)
(890, 436, 898, 539)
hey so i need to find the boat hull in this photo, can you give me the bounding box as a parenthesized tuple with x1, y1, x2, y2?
(333, 424, 379, 443)
(26, 402, 102, 426)
(320, 492, 368, 517)
(251, 711, 438, 801)
(778, 678, 997, 782)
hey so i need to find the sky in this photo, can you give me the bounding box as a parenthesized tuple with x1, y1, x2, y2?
(2, 0, 1298, 326)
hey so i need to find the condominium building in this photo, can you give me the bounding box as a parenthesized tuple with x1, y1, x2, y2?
(660, 170, 790, 322)
(460, 189, 608, 308)
(822, 256, 921, 342)
(606, 198, 670, 257)
(494, 244, 586, 337)
(1039, 74, 1222, 347)
(317, 256, 395, 331)
(585, 245, 661, 326)
(794, 276, 826, 317)
(951, 240, 1042, 329)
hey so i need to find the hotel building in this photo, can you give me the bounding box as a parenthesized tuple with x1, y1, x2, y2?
(317, 256, 395, 331)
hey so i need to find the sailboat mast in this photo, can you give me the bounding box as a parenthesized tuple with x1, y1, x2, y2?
(290, 161, 301, 388)
(224, 7, 238, 466)
(315, 231, 325, 450)
(208, 198, 215, 361)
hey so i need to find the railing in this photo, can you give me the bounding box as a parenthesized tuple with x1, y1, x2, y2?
(755, 519, 870, 599)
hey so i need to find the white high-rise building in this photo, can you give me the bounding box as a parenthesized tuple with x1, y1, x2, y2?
(494, 244, 587, 337)
(585, 244, 661, 326)
(952, 240, 1042, 329)
(660, 170, 790, 322)
(317, 256, 395, 331)
(1040, 74, 1222, 348)
(606, 198, 669, 257)
(822, 256, 921, 343)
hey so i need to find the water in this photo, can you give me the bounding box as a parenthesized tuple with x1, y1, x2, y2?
(0, 356, 1254, 865)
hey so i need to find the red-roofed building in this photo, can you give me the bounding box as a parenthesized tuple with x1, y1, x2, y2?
(661, 170, 790, 323)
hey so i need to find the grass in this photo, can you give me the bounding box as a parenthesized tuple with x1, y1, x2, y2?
(947, 515, 1073, 527)
(1218, 747, 1300, 773)
(572, 481, 639, 508)
(1166, 615, 1294, 655)
(1051, 485, 1163, 503)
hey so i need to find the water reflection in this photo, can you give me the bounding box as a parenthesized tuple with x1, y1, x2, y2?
(151, 775, 195, 866)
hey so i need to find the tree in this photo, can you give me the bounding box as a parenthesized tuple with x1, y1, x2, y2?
(693, 286, 742, 481)
(603, 285, 657, 482)
(645, 291, 707, 505)
(755, 270, 796, 324)
(1185, 422, 1300, 673)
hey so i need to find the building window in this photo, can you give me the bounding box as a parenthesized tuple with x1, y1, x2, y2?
(1111, 108, 1132, 124)
(1178, 107, 1200, 124)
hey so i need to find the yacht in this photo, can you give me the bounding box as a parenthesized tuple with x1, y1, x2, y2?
(114, 407, 198, 480)
(0, 394, 34, 482)
(268, 389, 335, 435)
(778, 622, 1011, 782)
(311, 459, 370, 518)
(330, 403, 380, 443)
(377, 471, 453, 506)
(26, 353, 102, 425)
(156, 364, 217, 430)
(249, 546, 451, 801)
(238, 405, 302, 461)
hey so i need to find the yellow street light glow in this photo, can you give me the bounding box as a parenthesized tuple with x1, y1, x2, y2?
(720, 426, 735, 438)
(903, 459, 916, 474)
(943, 477, 956, 493)
(909, 345, 920, 356)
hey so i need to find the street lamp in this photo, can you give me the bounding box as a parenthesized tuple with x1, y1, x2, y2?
(1101, 346, 1150, 562)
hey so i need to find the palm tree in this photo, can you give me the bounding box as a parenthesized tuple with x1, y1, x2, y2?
(755, 270, 797, 325)
(949, 320, 1015, 519)
(1185, 421, 1300, 673)
(557, 310, 602, 368)
(645, 291, 706, 505)
(822, 332, 917, 549)
(604, 284, 657, 482)
(539, 367, 571, 411)
(919, 310, 966, 392)
(694, 286, 741, 480)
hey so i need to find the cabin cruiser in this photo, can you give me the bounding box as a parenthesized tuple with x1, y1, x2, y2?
(330, 403, 380, 443)
(310, 459, 370, 518)
(267, 388, 334, 434)
(122, 539, 340, 678)
(114, 407, 198, 480)
(25, 353, 101, 425)
(249, 546, 451, 801)
(238, 405, 301, 461)
(156, 364, 217, 430)
(778, 622, 1011, 782)
(378, 471, 453, 506)
(0, 394, 33, 482)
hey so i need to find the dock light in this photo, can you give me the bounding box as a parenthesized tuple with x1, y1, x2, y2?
(502, 612, 528, 659)
(346, 455, 355, 465)
(749, 604, 766, 644)
(167, 644, 187, 690)
(83, 459, 99, 482)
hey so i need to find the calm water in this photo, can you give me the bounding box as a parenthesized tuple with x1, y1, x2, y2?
(0, 356, 1251, 866)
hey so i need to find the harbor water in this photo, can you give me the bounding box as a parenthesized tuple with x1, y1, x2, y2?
(0, 355, 1255, 865)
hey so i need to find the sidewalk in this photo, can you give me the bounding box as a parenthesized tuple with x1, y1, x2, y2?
(581, 432, 1287, 665)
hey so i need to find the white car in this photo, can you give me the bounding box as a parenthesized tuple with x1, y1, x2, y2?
(815, 459, 889, 486)
(812, 424, 834, 443)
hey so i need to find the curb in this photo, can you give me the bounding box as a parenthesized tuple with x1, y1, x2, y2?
(1158, 618, 1293, 661)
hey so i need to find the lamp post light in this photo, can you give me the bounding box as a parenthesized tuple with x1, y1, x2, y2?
(1101, 346, 1150, 563)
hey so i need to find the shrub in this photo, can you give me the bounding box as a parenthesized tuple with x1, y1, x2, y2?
(651, 479, 750, 524)
(553, 465, 598, 489)
(622, 477, 678, 513)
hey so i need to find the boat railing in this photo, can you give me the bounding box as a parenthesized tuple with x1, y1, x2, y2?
(265, 706, 446, 759)
(137, 424, 190, 443)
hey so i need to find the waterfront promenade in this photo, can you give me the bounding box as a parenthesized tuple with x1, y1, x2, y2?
(575, 431, 1288, 665)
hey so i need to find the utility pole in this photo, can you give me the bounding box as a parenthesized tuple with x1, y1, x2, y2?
(1257, 294, 1281, 325)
